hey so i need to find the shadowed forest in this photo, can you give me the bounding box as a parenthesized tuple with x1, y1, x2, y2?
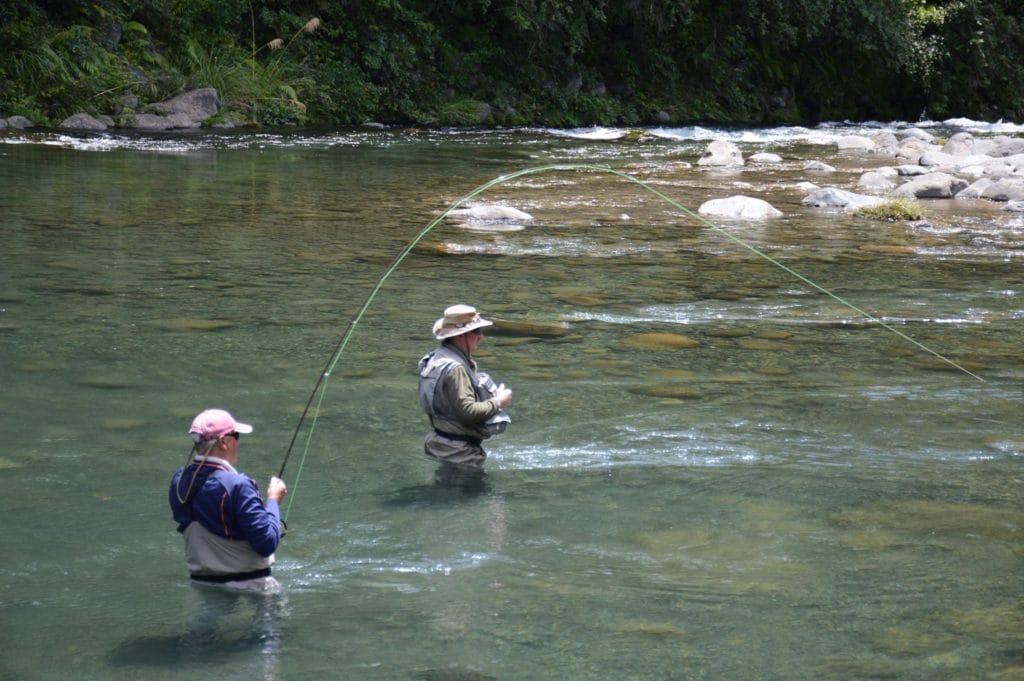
(2, 0, 1023, 127)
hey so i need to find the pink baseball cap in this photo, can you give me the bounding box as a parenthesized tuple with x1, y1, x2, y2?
(188, 408, 254, 441)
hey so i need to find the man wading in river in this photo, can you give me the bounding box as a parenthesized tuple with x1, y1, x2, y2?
(169, 409, 287, 593)
(418, 304, 512, 467)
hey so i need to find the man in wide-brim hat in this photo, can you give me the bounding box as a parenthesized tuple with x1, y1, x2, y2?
(417, 304, 512, 466)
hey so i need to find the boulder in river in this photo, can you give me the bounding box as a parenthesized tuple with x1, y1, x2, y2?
(836, 135, 875, 151)
(59, 113, 107, 131)
(622, 332, 700, 350)
(892, 172, 969, 199)
(447, 204, 534, 225)
(803, 160, 836, 172)
(979, 178, 1024, 201)
(697, 140, 744, 167)
(698, 195, 783, 219)
(749, 152, 783, 164)
(802, 187, 884, 210)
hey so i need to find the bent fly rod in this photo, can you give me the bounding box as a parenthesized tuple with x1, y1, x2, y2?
(275, 163, 985, 523)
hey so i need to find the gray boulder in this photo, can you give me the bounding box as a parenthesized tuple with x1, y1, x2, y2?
(857, 170, 896, 192)
(918, 150, 958, 167)
(802, 187, 884, 209)
(129, 87, 221, 130)
(749, 152, 783, 164)
(1002, 153, 1024, 173)
(990, 138, 1024, 157)
(894, 164, 929, 176)
(803, 160, 836, 172)
(896, 138, 931, 164)
(132, 113, 174, 131)
(892, 172, 969, 199)
(148, 88, 219, 123)
(942, 132, 975, 156)
(898, 127, 936, 143)
(970, 138, 1000, 156)
(59, 112, 107, 131)
(980, 178, 1024, 201)
(955, 178, 994, 199)
(957, 159, 1011, 179)
(5, 115, 33, 129)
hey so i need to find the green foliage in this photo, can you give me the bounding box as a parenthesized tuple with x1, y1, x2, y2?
(178, 11, 320, 126)
(1, 0, 1023, 126)
(854, 198, 926, 222)
(436, 98, 486, 126)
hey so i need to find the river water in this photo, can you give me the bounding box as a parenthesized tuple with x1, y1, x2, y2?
(1, 121, 1021, 680)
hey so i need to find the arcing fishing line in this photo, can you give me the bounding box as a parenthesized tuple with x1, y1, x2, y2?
(592, 166, 987, 383)
(277, 163, 984, 520)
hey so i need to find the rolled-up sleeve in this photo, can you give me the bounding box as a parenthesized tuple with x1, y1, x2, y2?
(445, 366, 500, 425)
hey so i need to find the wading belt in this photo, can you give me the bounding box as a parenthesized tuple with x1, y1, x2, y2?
(190, 567, 272, 583)
(433, 429, 482, 446)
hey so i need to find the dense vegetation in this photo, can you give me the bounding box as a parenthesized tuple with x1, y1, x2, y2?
(2, 0, 1023, 128)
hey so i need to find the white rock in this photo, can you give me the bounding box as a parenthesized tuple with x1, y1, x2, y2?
(698, 195, 782, 219)
(749, 152, 783, 164)
(837, 135, 875, 151)
(802, 187, 884, 209)
(803, 160, 836, 172)
(447, 204, 534, 224)
(697, 140, 745, 167)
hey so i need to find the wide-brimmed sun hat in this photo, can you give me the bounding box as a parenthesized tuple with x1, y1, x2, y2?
(432, 304, 493, 339)
(188, 408, 253, 441)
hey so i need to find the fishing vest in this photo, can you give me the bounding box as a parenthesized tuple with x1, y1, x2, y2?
(418, 344, 510, 439)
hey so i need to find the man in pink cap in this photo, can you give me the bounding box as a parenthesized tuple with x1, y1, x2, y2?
(169, 408, 287, 592)
(418, 304, 512, 467)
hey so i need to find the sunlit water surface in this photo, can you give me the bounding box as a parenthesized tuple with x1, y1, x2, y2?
(1, 121, 1021, 681)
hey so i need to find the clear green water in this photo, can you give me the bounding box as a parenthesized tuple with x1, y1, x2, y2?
(0, 126, 1021, 680)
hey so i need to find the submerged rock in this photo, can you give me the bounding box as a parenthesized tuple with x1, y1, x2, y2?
(488, 318, 570, 338)
(447, 204, 534, 225)
(622, 332, 699, 349)
(630, 384, 703, 400)
(148, 318, 234, 332)
(858, 244, 917, 255)
(833, 499, 1024, 542)
(102, 417, 150, 430)
(76, 375, 134, 389)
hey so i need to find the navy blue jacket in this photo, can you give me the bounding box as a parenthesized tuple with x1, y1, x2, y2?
(169, 458, 281, 557)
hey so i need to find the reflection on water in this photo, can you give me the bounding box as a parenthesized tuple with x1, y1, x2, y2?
(110, 587, 286, 679)
(0, 122, 1021, 680)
